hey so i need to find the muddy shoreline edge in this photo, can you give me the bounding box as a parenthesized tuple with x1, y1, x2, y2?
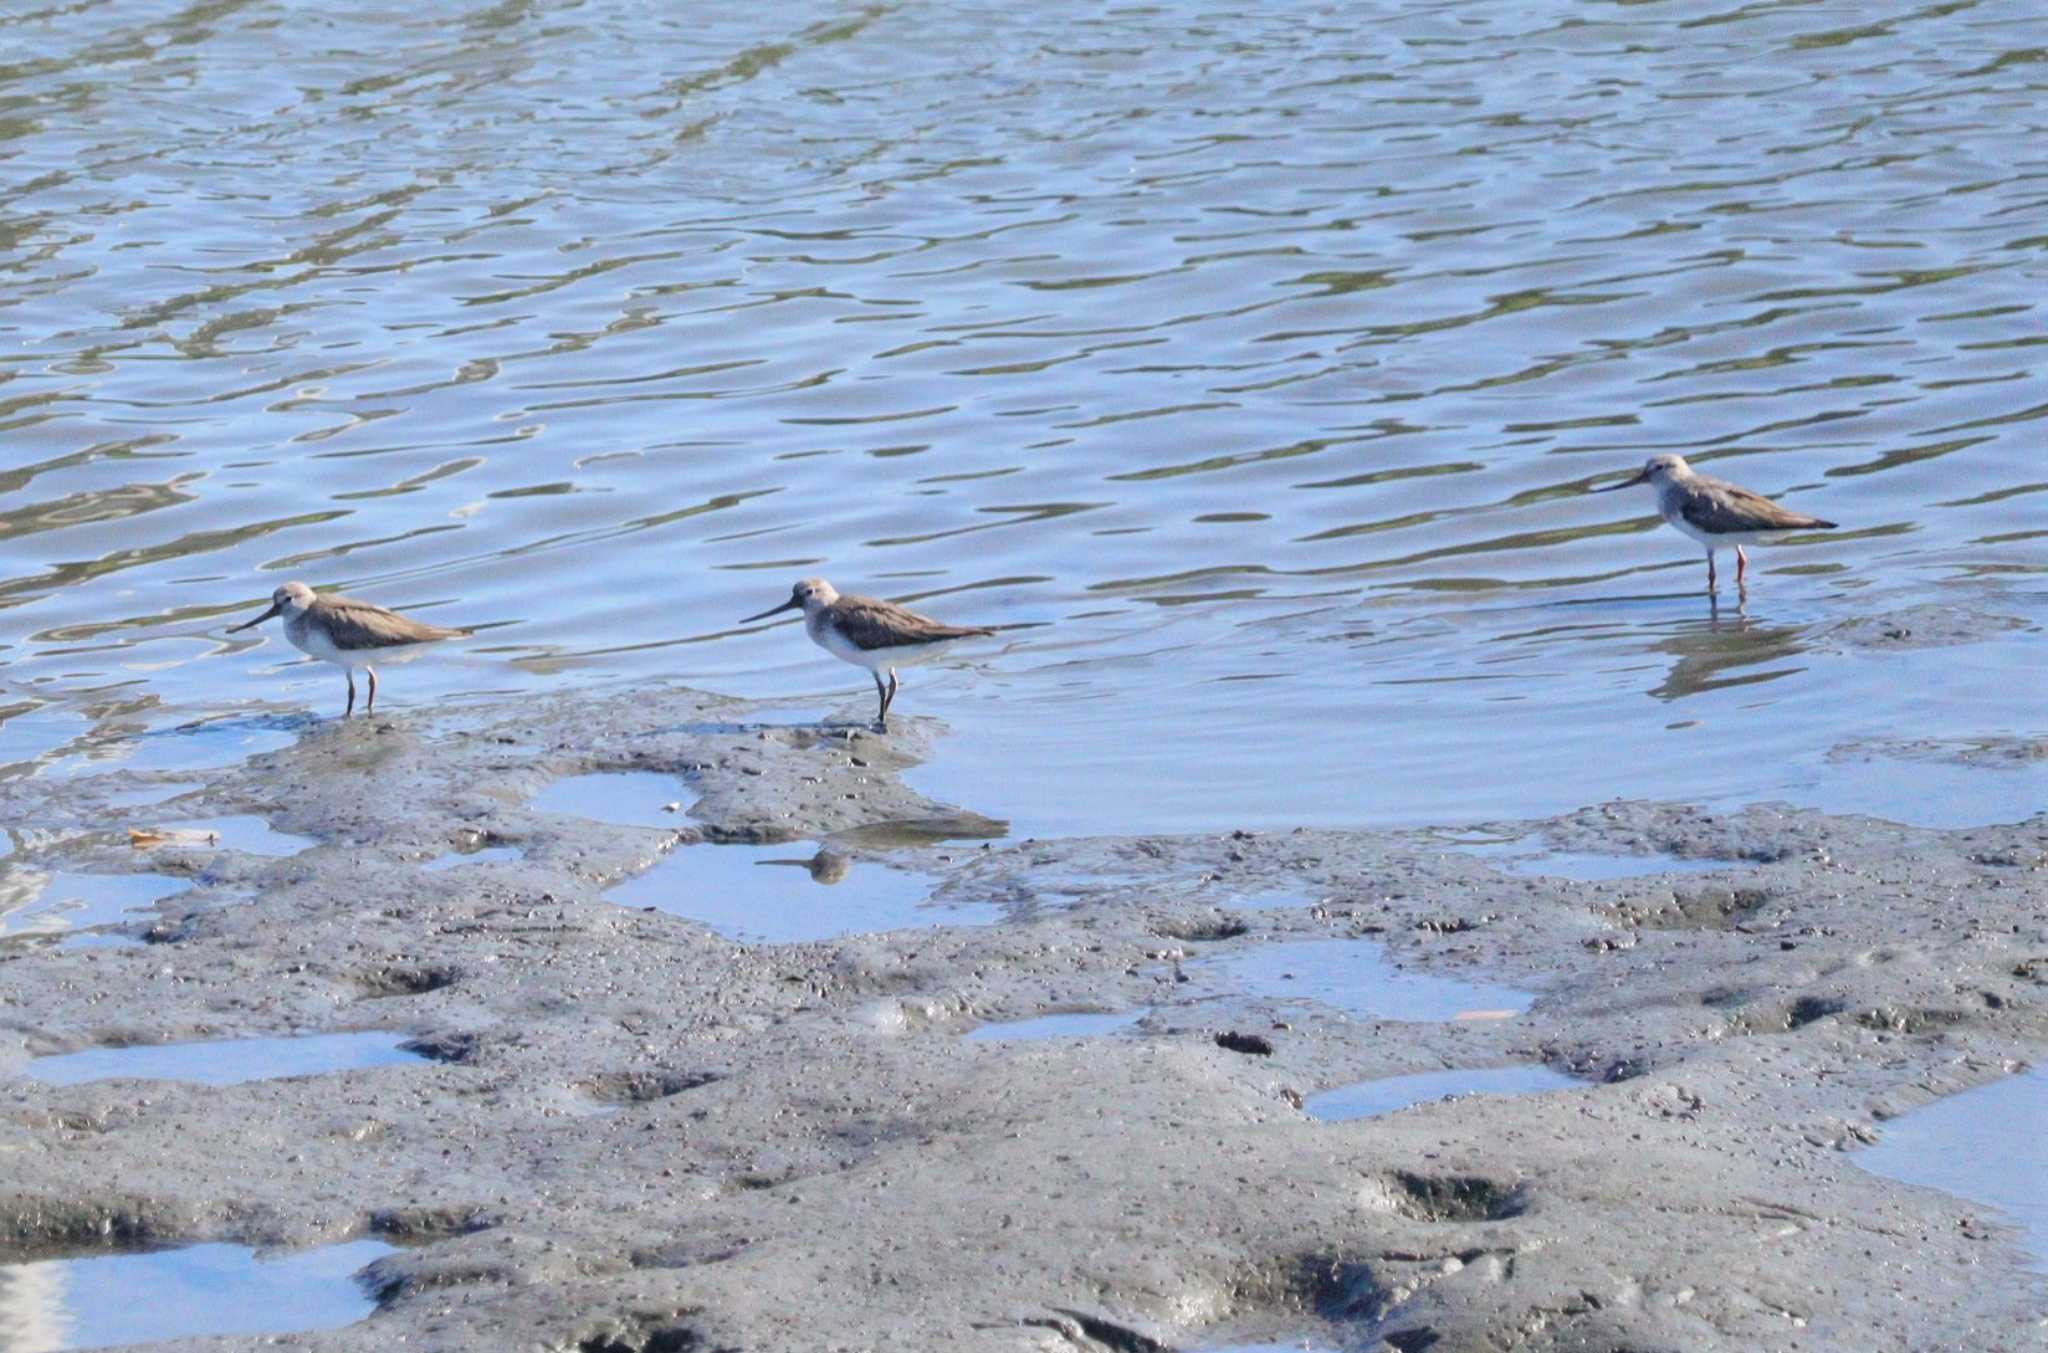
(2, 684, 2044, 1351)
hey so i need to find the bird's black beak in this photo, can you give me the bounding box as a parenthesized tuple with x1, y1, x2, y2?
(1591, 469, 1651, 493)
(227, 600, 283, 632)
(741, 596, 802, 624)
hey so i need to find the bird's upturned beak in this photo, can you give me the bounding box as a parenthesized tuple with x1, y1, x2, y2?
(1591, 469, 1650, 493)
(741, 597, 802, 623)
(227, 600, 283, 632)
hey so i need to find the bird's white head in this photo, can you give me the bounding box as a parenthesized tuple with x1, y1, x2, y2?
(1595, 453, 1693, 494)
(229, 579, 316, 632)
(742, 576, 840, 624)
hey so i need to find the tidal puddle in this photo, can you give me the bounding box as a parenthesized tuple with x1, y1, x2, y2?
(0, 871, 193, 940)
(1442, 833, 1729, 881)
(1307, 1065, 1580, 1123)
(24, 1032, 426, 1087)
(1201, 939, 1533, 1023)
(1856, 1068, 2048, 1272)
(130, 816, 312, 857)
(73, 717, 297, 778)
(608, 844, 997, 943)
(528, 770, 686, 829)
(0, 1238, 394, 1351)
(424, 845, 523, 871)
(965, 1009, 1146, 1042)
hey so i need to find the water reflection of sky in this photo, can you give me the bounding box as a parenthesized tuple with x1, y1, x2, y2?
(0, 1240, 394, 1352)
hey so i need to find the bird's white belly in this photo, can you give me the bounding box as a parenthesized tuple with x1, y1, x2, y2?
(812, 621, 951, 673)
(287, 620, 429, 669)
(1664, 513, 1790, 552)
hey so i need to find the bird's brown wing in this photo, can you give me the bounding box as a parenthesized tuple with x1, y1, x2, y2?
(833, 595, 994, 651)
(315, 594, 470, 650)
(1681, 481, 1836, 534)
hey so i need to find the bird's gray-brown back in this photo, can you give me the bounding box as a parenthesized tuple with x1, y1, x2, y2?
(818, 593, 994, 651)
(291, 593, 468, 651)
(1668, 474, 1835, 535)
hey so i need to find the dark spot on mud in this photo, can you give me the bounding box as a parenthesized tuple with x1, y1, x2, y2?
(368, 1205, 494, 1244)
(1027, 1309, 1173, 1353)
(1724, 995, 1844, 1034)
(1215, 1030, 1274, 1055)
(354, 965, 460, 999)
(400, 1032, 478, 1063)
(1971, 848, 2048, 868)
(1854, 1005, 1970, 1034)
(0, 1197, 173, 1261)
(699, 823, 802, 845)
(1384, 1329, 1441, 1352)
(1377, 1171, 1525, 1223)
(580, 1070, 721, 1106)
(1152, 915, 1249, 942)
(1301, 1255, 1386, 1320)
(630, 1238, 748, 1270)
(1787, 996, 1843, 1028)
(576, 1317, 708, 1353)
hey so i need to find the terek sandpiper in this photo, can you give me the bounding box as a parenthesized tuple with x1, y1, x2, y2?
(1594, 453, 1837, 590)
(742, 577, 994, 730)
(228, 581, 469, 717)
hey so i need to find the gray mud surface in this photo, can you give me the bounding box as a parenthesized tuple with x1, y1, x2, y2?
(2, 687, 2045, 1351)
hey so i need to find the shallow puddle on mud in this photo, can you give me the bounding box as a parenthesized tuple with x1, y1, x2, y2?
(1439, 833, 1730, 881)
(23, 1032, 426, 1087)
(134, 816, 313, 857)
(0, 871, 193, 941)
(68, 717, 298, 779)
(0, 1238, 395, 1351)
(1856, 1067, 2048, 1272)
(424, 845, 524, 872)
(609, 844, 997, 943)
(528, 770, 687, 829)
(1201, 939, 1534, 1023)
(964, 1009, 1146, 1042)
(1307, 1065, 1580, 1123)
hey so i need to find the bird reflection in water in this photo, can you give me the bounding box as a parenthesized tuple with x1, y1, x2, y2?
(756, 849, 854, 885)
(1649, 603, 1811, 703)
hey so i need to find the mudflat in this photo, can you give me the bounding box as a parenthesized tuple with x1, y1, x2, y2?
(1, 687, 2042, 1351)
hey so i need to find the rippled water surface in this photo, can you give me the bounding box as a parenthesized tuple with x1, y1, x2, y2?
(2, 0, 2043, 832)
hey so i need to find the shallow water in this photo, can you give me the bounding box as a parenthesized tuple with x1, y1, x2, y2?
(1200, 938, 1532, 1022)
(1437, 833, 1729, 881)
(609, 842, 993, 942)
(424, 844, 525, 871)
(964, 1009, 1147, 1042)
(0, 870, 192, 940)
(1856, 1068, 2048, 1274)
(1306, 1064, 1579, 1123)
(0, 0, 2043, 835)
(0, 1239, 394, 1351)
(528, 771, 688, 829)
(141, 814, 313, 856)
(23, 1032, 425, 1087)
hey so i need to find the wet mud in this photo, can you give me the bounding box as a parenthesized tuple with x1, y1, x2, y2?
(0, 684, 2043, 1350)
